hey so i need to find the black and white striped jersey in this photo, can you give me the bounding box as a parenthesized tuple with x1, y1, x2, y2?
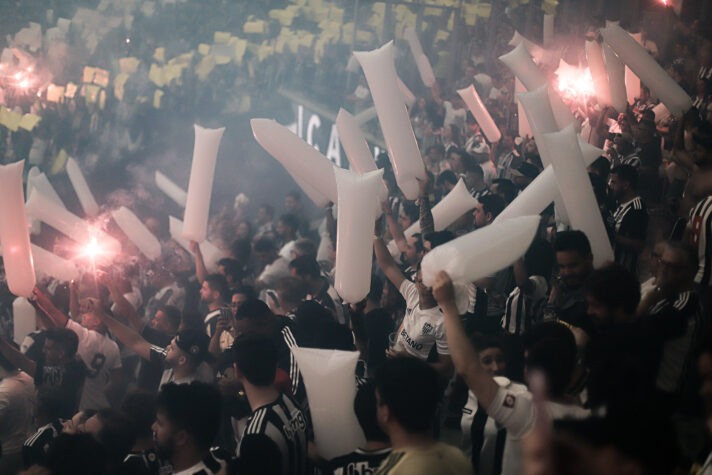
(689, 196, 712, 286)
(612, 196, 648, 273)
(237, 393, 309, 475)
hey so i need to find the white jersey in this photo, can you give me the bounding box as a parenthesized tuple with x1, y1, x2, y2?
(66, 319, 121, 410)
(461, 377, 527, 475)
(486, 383, 590, 475)
(397, 280, 449, 360)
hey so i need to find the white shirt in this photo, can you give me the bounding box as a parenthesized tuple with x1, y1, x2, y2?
(443, 100, 467, 130)
(0, 371, 35, 455)
(397, 280, 449, 360)
(66, 319, 121, 410)
(486, 384, 590, 475)
(258, 256, 290, 288)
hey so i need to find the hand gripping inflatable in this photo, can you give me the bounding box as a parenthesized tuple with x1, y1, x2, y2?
(603, 43, 627, 113)
(457, 85, 502, 143)
(182, 125, 225, 242)
(335, 109, 388, 203)
(495, 137, 603, 223)
(421, 215, 541, 287)
(333, 168, 383, 303)
(354, 42, 426, 200)
(66, 157, 100, 217)
(585, 40, 612, 108)
(600, 24, 691, 117)
(169, 216, 224, 273)
(31, 244, 79, 282)
(0, 161, 35, 297)
(112, 206, 162, 260)
(404, 28, 436, 87)
(542, 125, 614, 267)
(13, 297, 36, 345)
(251, 118, 338, 204)
(155, 171, 187, 208)
(25, 189, 121, 256)
(388, 178, 478, 255)
(291, 348, 365, 459)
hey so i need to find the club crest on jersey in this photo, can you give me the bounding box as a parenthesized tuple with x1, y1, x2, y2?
(503, 393, 516, 408)
(421, 322, 433, 335)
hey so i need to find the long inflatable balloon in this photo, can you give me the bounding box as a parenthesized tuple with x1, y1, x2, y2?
(508, 31, 545, 64)
(495, 138, 603, 223)
(542, 125, 614, 267)
(387, 178, 477, 255)
(624, 31, 642, 105)
(182, 125, 225, 242)
(600, 24, 691, 116)
(31, 244, 79, 282)
(26, 189, 121, 255)
(585, 40, 612, 108)
(404, 28, 436, 87)
(543, 14, 555, 46)
(421, 215, 540, 287)
(251, 118, 338, 204)
(353, 106, 378, 126)
(155, 171, 187, 208)
(112, 206, 162, 260)
(500, 43, 576, 130)
(0, 161, 35, 297)
(169, 216, 224, 273)
(27, 167, 65, 208)
(291, 348, 365, 459)
(515, 79, 533, 137)
(457, 85, 502, 143)
(335, 109, 388, 202)
(334, 168, 383, 303)
(396, 76, 416, 109)
(603, 43, 627, 113)
(354, 42, 425, 200)
(66, 157, 100, 217)
(13, 297, 36, 345)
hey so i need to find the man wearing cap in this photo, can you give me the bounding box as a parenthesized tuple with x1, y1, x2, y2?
(92, 307, 214, 389)
(510, 162, 539, 191)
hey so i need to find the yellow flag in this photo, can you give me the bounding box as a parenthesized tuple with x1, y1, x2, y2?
(46, 84, 65, 103)
(114, 73, 129, 101)
(198, 44, 211, 55)
(50, 149, 68, 175)
(153, 89, 163, 108)
(436, 30, 450, 42)
(82, 66, 96, 83)
(196, 55, 216, 80)
(244, 21, 265, 34)
(84, 84, 100, 103)
(65, 82, 78, 98)
(214, 31, 231, 43)
(98, 90, 106, 110)
(153, 47, 165, 63)
(233, 39, 247, 64)
(149, 64, 165, 87)
(119, 57, 140, 74)
(93, 68, 109, 88)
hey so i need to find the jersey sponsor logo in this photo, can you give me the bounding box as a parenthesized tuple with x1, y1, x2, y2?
(400, 328, 423, 351)
(337, 461, 379, 475)
(503, 393, 516, 408)
(86, 353, 106, 379)
(283, 409, 307, 440)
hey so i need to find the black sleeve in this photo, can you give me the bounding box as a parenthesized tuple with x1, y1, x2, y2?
(236, 434, 283, 475)
(620, 209, 648, 241)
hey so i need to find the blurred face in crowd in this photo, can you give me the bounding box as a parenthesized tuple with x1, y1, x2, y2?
(585, 294, 615, 325)
(398, 211, 413, 230)
(236, 221, 251, 240)
(43, 338, 66, 365)
(608, 173, 629, 202)
(257, 207, 271, 224)
(414, 269, 436, 307)
(164, 337, 186, 369)
(656, 247, 693, 290)
(556, 250, 593, 289)
(231, 292, 249, 317)
(152, 411, 180, 459)
(199, 281, 218, 304)
(285, 195, 300, 213)
(448, 152, 464, 174)
(81, 311, 106, 333)
(80, 414, 103, 437)
(472, 201, 491, 228)
(480, 347, 506, 377)
(152, 309, 175, 334)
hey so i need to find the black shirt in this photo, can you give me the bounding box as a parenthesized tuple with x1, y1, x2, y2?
(34, 357, 86, 419)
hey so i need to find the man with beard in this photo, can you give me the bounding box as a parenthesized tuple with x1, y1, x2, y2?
(543, 231, 595, 334)
(152, 382, 225, 474)
(608, 165, 648, 274)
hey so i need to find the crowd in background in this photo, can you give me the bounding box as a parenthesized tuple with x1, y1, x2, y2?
(0, 0, 712, 474)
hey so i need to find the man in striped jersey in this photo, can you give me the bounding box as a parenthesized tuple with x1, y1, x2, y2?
(609, 165, 648, 274)
(688, 192, 712, 310)
(153, 382, 225, 475)
(233, 334, 308, 475)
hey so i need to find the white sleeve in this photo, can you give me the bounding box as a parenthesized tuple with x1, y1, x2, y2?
(485, 386, 536, 440)
(66, 319, 89, 342)
(527, 276, 549, 301)
(106, 341, 122, 370)
(434, 319, 450, 355)
(398, 280, 419, 309)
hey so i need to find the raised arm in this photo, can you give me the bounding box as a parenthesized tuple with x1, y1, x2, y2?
(0, 337, 36, 376)
(383, 202, 410, 255)
(91, 301, 152, 361)
(432, 271, 499, 407)
(191, 241, 208, 285)
(98, 272, 143, 331)
(374, 235, 405, 290)
(32, 287, 68, 328)
(418, 176, 434, 236)
(69, 281, 81, 322)
(513, 258, 535, 295)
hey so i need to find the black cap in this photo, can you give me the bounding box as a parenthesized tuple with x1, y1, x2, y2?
(175, 329, 211, 363)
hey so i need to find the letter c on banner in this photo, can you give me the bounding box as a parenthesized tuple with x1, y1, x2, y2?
(307, 114, 321, 151)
